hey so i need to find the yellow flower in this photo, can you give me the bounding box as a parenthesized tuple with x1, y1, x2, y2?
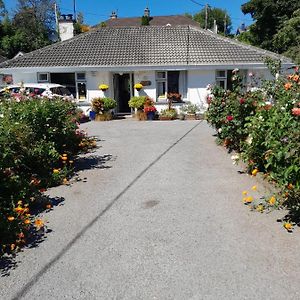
(99, 84, 109, 90)
(34, 219, 44, 229)
(256, 204, 264, 212)
(10, 244, 16, 251)
(7, 216, 15, 221)
(17, 200, 23, 205)
(69, 160, 74, 164)
(251, 169, 258, 176)
(251, 185, 257, 191)
(242, 191, 248, 196)
(284, 223, 292, 230)
(63, 178, 69, 185)
(269, 196, 276, 205)
(134, 83, 143, 89)
(53, 168, 60, 174)
(244, 196, 253, 203)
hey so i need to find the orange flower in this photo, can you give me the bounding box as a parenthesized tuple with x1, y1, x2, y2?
(284, 223, 292, 231)
(293, 75, 299, 82)
(284, 82, 292, 90)
(7, 216, 15, 221)
(15, 206, 24, 213)
(287, 183, 294, 190)
(269, 196, 276, 205)
(46, 204, 52, 209)
(34, 219, 44, 229)
(61, 156, 68, 161)
(24, 219, 31, 225)
(244, 196, 253, 203)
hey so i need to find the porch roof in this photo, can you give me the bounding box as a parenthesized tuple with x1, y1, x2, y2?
(0, 26, 292, 70)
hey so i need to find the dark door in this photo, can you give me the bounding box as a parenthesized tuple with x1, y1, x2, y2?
(114, 74, 131, 113)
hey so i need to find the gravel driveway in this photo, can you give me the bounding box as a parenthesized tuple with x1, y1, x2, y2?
(1, 119, 300, 299)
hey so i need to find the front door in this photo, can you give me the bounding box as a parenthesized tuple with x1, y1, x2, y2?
(113, 73, 131, 113)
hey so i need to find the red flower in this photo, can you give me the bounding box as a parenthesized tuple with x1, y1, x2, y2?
(226, 115, 234, 121)
(239, 98, 245, 104)
(144, 106, 157, 113)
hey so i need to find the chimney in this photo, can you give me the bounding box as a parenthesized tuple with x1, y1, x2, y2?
(58, 14, 74, 41)
(110, 11, 117, 19)
(144, 7, 150, 17)
(213, 19, 218, 34)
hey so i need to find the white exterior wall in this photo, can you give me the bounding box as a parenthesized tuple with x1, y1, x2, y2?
(133, 70, 156, 100)
(10, 71, 37, 84)
(187, 70, 215, 109)
(86, 71, 111, 100)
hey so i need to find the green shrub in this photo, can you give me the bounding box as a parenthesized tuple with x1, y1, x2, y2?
(0, 97, 91, 255)
(128, 96, 147, 110)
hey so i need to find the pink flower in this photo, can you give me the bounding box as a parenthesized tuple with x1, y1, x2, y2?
(226, 115, 234, 121)
(292, 108, 300, 116)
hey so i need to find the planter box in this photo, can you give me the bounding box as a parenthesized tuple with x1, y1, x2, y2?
(159, 116, 175, 121)
(185, 114, 197, 120)
(134, 110, 147, 121)
(95, 112, 113, 121)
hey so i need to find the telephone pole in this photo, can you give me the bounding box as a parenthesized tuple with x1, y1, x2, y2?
(205, 3, 208, 30)
(224, 14, 227, 35)
(73, 0, 76, 21)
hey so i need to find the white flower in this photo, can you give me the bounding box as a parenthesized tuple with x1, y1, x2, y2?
(248, 72, 254, 77)
(232, 68, 239, 73)
(259, 116, 264, 121)
(281, 106, 286, 111)
(206, 84, 212, 90)
(218, 128, 222, 133)
(246, 136, 253, 145)
(0, 113, 3, 118)
(275, 73, 280, 80)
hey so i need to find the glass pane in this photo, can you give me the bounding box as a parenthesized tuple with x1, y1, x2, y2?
(157, 71, 166, 79)
(76, 73, 86, 81)
(77, 82, 86, 99)
(216, 70, 226, 78)
(167, 71, 179, 93)
(216, 79, 225, 89)
(38, 73, 48, 81)
(157, 81, 166, 97)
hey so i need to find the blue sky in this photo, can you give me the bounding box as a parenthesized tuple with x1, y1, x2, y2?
(4, 0, 252, 30)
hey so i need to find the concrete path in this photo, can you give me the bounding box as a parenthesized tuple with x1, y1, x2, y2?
(1, 120, 300, 299)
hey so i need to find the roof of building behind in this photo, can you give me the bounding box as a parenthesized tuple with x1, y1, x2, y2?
(0, 25, 292, 69)
(0, 55, 7, 63)
(104, 15, 200, 27)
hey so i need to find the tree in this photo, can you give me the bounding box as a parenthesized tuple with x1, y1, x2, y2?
(241, 0, 300, 51)
(273, 9, 300, 64)
(73, 12, 90, 35)
(192, 6, 232, 34)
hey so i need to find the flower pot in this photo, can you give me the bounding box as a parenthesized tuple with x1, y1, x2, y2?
(95, 112, 113, 121)
(186, 114, 196, 120)
(159, 116, 174, 121)
(136, 88, 141, 91)
(101, 88, 108, 92)
(146, 111, 156, 120)
(89, 111, 96, 120)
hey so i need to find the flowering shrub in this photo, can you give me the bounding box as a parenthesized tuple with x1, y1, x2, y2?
(91, 97, 117, 113)
(98, 84, 109, 90)
(206, 64, 300, 225)
(128, 96, 147, 110)
(0, 97, 95, 256)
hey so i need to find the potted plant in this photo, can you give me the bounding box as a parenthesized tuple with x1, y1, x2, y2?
(99, 84, 109, 91)
(143, 98, 157, 120)
(128, 96, 147, 120)
(91, 97, 117, 121)
(180, 102, 201, 120)
(134, 83, 143, 91)
(167, 92, 182, 103)
(159, 108, 178, 120)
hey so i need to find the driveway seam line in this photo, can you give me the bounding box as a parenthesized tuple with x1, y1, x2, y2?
(12, 121, 202, 300)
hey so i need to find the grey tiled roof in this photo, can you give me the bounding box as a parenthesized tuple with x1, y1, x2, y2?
(104, 15, 200, 27)
(0, 26, 292, 69)
(0, 55, 7, 63)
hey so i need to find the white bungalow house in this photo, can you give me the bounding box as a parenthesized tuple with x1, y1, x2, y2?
(0, 19, 293, 114)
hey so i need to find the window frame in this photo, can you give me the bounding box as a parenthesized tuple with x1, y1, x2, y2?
(37, 72, 49, 83)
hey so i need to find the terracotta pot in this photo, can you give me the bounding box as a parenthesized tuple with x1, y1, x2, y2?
(95, 112, 113, 121)
(185, 114, 196, 120)
(159, 116, 174, 121)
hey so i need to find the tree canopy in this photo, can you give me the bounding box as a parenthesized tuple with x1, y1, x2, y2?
(240, 0, 300, 63)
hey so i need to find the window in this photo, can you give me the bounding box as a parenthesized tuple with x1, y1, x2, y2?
(76, 72, 86, 81)
(156, 71, 182, 99)
(37, 73, 49, 82)
(215, 70, 228, 89)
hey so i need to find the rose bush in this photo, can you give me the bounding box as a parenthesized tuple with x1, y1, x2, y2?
(0, 96, 95, 256)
